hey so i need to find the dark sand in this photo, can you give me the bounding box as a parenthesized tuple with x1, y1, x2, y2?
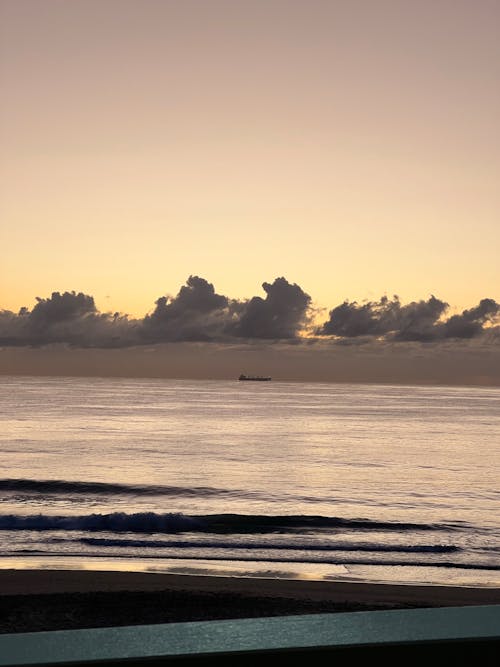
(1, 570, 500, 634)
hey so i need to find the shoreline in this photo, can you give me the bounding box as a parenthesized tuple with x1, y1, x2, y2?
(1, 569, 500, 634)
(2, 569, 500, 604)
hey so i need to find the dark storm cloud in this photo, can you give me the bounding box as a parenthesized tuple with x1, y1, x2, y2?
(142, 276, 230, 342)
(230, 277, 312, 339)
(318, 295, 448, 341)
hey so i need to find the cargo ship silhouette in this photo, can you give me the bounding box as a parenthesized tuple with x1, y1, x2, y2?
(238, 374, 272, 381)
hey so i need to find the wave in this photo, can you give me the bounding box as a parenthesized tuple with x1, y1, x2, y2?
(2, 480, 479, 512)
(75, 537, 460, 554)
(0, 512, 201, 533)
(0, 512, 455, 534)
(0, 478, 233, 499)
(201, 514, 453, 533)
(0, 478, 315, 504)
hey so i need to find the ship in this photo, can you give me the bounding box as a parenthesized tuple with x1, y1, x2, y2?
(238, 374, 272, 381)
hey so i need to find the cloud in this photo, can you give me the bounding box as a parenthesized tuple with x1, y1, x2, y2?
(1, 277, 313, 347)
(393, 296, 450, 341)
(29, 291, 96, 326)
(142, 276, 230, 342)
(318, 294, 500, 342)
(318, 295, 448, 341)
(0, 281, 498, 348)
(0, 309, 25, 346)
(443, 298, 500, 339)
(0, 291, 98, 346)
(230, 277, 311, 339)
(0, 292, 140, 348)
(142, 276, 311, 342)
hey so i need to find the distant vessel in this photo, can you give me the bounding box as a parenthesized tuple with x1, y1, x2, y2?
(238, 374, 272, 381)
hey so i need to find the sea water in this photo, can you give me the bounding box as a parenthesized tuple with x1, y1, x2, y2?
(0, 375, 499, 586)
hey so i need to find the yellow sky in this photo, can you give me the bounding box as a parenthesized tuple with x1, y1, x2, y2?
(1, 0, 499, 317)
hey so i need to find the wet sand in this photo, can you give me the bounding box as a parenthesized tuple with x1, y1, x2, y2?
(1, 569, 500, 634)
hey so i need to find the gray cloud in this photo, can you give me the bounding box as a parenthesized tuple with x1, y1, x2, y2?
(0, 309, 25, 346)
(230, 277, 311, 339)
(393, 296, 450, 341)
(318, 295, 448, 341)
(142, 276, 230, 342)
(29, 291, 96, 326)
(0, 292, 139, 348)
(0, 291, 98, 346)
(142, 276, 311, 342)
(318, 295, 499, 342)
(1, 281, 498, 348)
(443, 298, 500, 339)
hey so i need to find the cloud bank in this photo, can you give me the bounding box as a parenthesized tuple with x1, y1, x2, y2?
(1, 277, 498, 348)
(317, 295, 499, 342)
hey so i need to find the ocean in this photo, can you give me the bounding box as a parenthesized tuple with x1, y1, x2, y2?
(1, 375, 499, 587)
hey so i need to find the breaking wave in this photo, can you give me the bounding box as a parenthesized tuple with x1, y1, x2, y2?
(0, 511, 457, 534)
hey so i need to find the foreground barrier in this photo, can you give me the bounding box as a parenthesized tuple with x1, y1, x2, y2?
(0, 604, 499, 665)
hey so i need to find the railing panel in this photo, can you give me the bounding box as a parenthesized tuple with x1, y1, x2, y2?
(0, 604, 499, 665)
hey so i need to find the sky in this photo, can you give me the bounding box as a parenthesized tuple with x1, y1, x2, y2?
(1, 1, 499, 383)
(1, 0, 499, 315)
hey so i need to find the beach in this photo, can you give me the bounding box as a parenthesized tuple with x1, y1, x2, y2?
(1, 569, 500, 634)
